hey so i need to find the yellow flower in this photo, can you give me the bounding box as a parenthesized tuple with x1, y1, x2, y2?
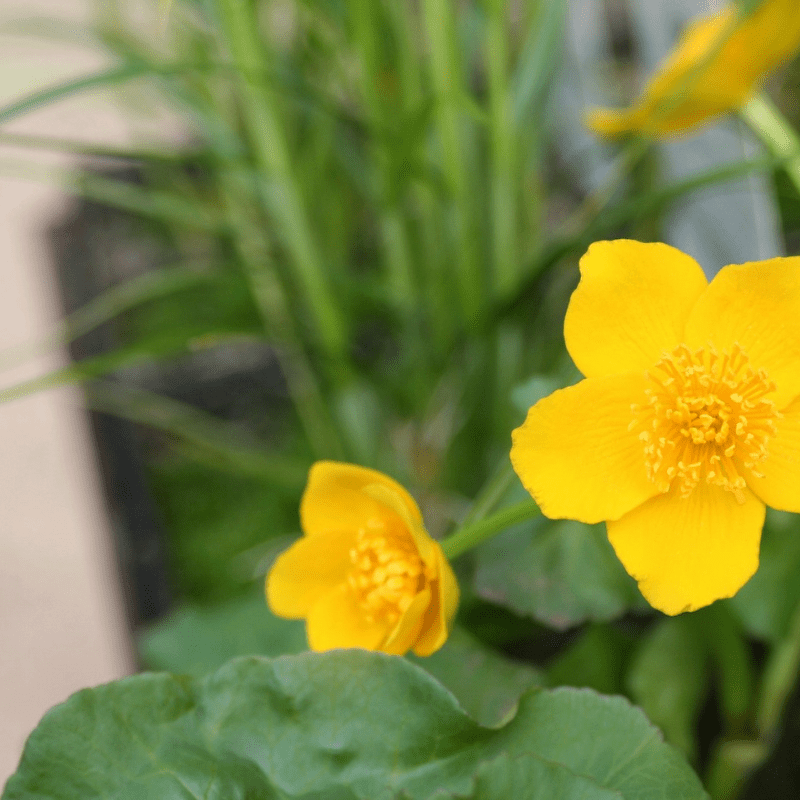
(267, 461, 459, 655)
(511, 240, 800, 615)
(588, 0, 800, 137)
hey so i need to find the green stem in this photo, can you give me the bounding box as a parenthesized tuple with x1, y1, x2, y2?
(440, 499, 539, 560)
(420, 0, 483, 328)
(486, 0, 518, 300)
(350, 0, 416, 318)
(215, 0, 347, 363)
(382, 1, 453, 353)
(459, 460, 517, 529)
(566, 136, 650, 234)
(740, 93, 800, 197)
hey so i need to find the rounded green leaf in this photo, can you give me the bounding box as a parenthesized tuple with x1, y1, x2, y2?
(433, 753, 622, 800)
(3, 652, 707, 800)
(140, 597, 542, 728)
(474, 517, 645, 629)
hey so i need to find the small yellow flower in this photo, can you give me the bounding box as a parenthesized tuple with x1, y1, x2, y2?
(267, 461, 459, 655)
(588, 0, 800, 137)
(511, 240, 800, 615)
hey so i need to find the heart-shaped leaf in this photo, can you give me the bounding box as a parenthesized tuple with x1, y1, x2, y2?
(4, 652, 707, 800)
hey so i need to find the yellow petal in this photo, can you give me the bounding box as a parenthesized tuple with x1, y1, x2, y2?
(588, 1, 800, 138)
(511, 374, 660, 524)
(266, 529, 355, 619)
(735, 0, 800, 76)
(585, 106, 648, 138)
(607, 483, 765, 615)
(306, 583, 388, 652)
(383, 588, 431, 656)
(749, 394, 800, 513)
(413, 543, 460, 657)
(564, 240, 707, 378)
(301, 461, 423, 537)
(684, 257, 800, 409)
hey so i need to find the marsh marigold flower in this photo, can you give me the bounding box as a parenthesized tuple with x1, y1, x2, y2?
(267, 461, 458, 655)
(511, 240, 800, 614)
(588, 0, 800, 137)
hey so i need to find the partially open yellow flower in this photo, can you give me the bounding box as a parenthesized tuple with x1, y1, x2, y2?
(588, 0, 800, 137)
(511, 240, 800, 615)
(267, 461, 458, 655)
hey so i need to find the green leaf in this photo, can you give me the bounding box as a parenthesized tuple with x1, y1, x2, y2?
(4, 652, 707, 800)
(699, 604, 754, 726)
(0, 266, 212, 374)
(86, 383, 307, 490)
(138, 595, 308, 676)
(434, 753, 622, 800)
(146, 461, 298, 603)
(473, 516, 644, 630)
(510, 0, 568, 123)
(547, 625, 632, 696)
(0, 64, 152, 125)
(409, 628, 544, 726)
(514, 155, 778, 313)
(727, 509, 800, 643)
(625, 617, 710, 760)
(332, 380, 384, 467)
(140, 595, 542, 727)
(0, 157, 218, 231)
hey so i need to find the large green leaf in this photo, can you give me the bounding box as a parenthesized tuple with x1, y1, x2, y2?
(140, 596, 543, 726)
(434, 753, 622, 800)
(473, 516, 645, 629)
(4, 653, 707, 800)
(409, 628, 544, 726)
(625, 617, 710, 760)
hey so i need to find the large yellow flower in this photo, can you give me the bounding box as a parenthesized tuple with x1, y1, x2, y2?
(511, 240, 800, 615)
(588, 0, 800, 137)
(267, 461, 459, 655)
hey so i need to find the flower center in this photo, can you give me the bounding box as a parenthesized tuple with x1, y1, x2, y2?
(347, 519, 429, 625)
(633, 342, 780, 501)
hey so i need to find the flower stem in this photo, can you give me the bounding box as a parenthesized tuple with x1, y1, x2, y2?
(740, 94, 800, 197)
(458, 461, 518, 529)
(420, 0, 484, 329)
(440, 500, 539, 560)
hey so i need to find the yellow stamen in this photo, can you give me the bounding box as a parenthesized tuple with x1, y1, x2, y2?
(633, 342, 780, 502)
(347, 520, 431, 624)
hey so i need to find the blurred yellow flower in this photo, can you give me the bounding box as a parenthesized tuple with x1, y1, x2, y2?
(511, 240, 800, 615)
(267, 461, 458, 655)
(588, 0, 800, 137)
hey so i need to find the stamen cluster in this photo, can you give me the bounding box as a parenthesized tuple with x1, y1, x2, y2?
(633, 342, 780, 502)
(348, 519, 430, 624)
